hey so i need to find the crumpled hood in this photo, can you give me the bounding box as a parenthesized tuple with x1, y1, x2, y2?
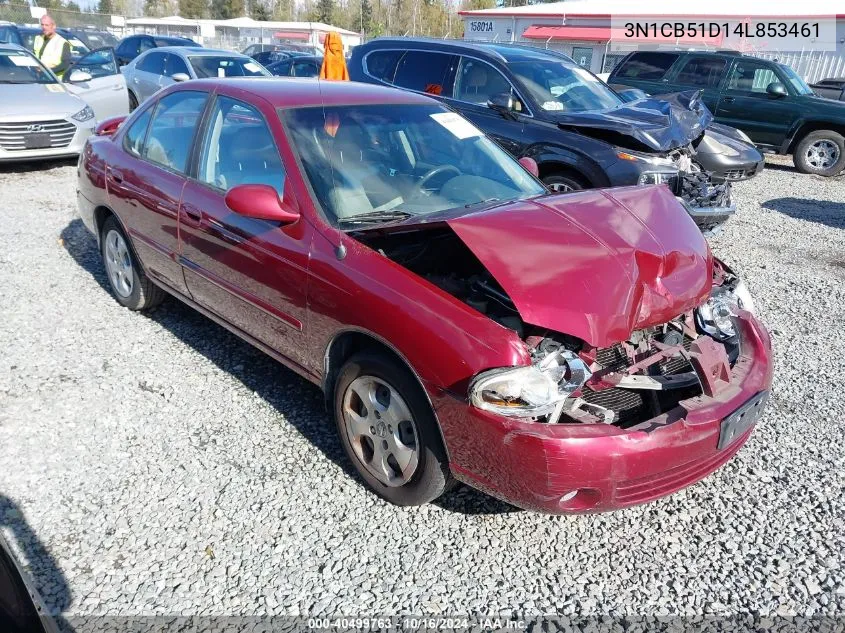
(0, 82, 84, 119)
(446, 185, 713, 348)
(549, 91, 713, 152)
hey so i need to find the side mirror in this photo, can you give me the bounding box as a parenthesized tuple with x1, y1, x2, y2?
(68, 69, 92, 83)
(171, 73, 190, 83)
(518, 156, 539, 177)
(766, 82, 788, 98)
(95, 115, 126, 136)
(487, 92, 516, 113)
(225, 184, 300, 224)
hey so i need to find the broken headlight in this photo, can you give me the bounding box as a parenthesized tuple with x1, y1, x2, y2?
(696, 281, 756, 340)
(638, 171, 678, 186)
(469, 350, 591, 419)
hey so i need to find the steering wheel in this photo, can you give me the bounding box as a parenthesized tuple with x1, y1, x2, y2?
(411, 164, 462, 196)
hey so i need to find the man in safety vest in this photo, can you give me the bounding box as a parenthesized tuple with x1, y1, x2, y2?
(33, 14, 71, 79)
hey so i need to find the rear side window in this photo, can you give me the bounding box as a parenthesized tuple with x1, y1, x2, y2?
(674, 56, 728, 88)
(157, 38, 191, 47)
(142, 91, 207, 173)
(393, 51, 457, 96)
(614, 52, 679, 80)
(123, 108, 153, 156)
(364, 50, 402, 83)
(137, 51, 165, 74)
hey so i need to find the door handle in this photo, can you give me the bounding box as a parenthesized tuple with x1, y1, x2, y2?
(722, 96, 735, 103)
(113, 84, 124, 91)
(207, 218, 244, 245)
(109, 169, 123, 183)
(182, 205, 202, 223)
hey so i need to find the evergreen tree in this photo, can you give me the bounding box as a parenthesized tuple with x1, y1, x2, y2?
(180, 0, 207, 18)
(251, 0, 270, 20)
(210, 0, 244, 19)
(314, 0, 334, 25)
(97, 0, 113, 13)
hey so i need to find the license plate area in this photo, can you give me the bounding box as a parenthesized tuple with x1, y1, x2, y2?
(718, 391, 769, 450)
(25, 133, 52, 149)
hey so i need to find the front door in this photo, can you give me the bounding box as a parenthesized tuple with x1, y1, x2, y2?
(178, 95, 312, 366)
(445, 56, 527, 157)
(64, 47, 128, 120)
(715, 59, 799, 147)
(107, 90, 208, 294)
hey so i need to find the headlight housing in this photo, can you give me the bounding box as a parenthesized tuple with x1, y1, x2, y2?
(734, 128, 753, 144)
(469, 350, 591, 419)
(637, 171, 678, 186)
(71, 105, 95, 123)
(696, 281, 756, 340)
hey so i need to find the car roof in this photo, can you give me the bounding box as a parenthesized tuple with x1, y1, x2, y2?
(185, 78, 436, 108)
(156, 46, 245, 57)
(360, 36, 575, 64)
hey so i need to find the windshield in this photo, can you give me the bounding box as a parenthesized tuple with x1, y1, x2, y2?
(65, 37, 90, 57)
(283, 104, 545, 226)
(510, 61, 623, 112)
(779, 64, 813, 95)
(78, 31, 117, 48)
(189, 56, 268, 78)
(0, 50, 56, 84)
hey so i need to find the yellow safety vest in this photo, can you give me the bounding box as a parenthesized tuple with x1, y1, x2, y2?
(34, 33, 68, 78)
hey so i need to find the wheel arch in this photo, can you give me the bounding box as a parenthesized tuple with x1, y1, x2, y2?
(785, 120, 845, 154)
(322, 328, 452, 462)
(521, 142, 609, 188)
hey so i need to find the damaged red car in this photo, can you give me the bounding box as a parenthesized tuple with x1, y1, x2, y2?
(77, 79, 773, 513)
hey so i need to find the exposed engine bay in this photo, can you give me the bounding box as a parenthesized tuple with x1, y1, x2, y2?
(357, 226, 750, 429)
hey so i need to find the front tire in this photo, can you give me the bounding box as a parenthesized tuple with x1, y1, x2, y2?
(333, 352, 452, 506)
(128, 91, 139, 112)
(101, 216, 165, 311)
(794, 130, 845, 176)
(542, 172, 587, 193)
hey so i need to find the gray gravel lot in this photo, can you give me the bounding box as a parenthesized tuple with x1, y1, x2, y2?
(0, 155, 843, 620)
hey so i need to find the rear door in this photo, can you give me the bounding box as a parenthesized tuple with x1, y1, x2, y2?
(64, 47, 128, 120)
(609, 51, 681, 95)
(106, 90, 209, 295)
(662, 55, 728, 112)
(161, 52, 191, 88)
(179, 94, 312, 366)
(714, 58, 799, 146)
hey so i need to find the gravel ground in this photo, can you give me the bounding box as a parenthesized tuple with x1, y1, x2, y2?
(0, 155, 843, 621)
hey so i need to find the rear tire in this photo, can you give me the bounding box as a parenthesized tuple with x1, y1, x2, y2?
(542, 172, 587, 193)
(793, 130, 845, 176)
(101, 216, 165, 311)
(333, 352, 452, 506)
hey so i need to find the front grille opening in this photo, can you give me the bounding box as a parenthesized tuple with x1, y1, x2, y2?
(569, 331, 716, 429)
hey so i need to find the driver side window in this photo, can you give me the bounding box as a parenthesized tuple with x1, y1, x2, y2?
(453, 58, 514, 108)
(197, 96, 285, 195)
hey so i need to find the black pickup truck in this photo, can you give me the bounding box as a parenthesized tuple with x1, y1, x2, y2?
(810, 78, 845, 102)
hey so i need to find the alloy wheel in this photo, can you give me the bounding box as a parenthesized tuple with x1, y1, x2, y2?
(548, 182, 574, 193)
(104, 229, 134, 298)
(341, 376, 419, 487)
(806, 139, 841, 170)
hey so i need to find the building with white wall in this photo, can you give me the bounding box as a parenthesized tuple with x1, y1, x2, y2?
(125, 16, 361, 54)
(459, 0, 845, 83)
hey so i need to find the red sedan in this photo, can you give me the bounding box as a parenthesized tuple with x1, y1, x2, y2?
(77, 79, 773, 513)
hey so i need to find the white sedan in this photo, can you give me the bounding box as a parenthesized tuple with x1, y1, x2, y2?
(0, 44, 128, 162)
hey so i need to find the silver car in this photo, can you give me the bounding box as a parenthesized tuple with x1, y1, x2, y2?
(0, 44, 128, 162)
(122, 46, 270, 109)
